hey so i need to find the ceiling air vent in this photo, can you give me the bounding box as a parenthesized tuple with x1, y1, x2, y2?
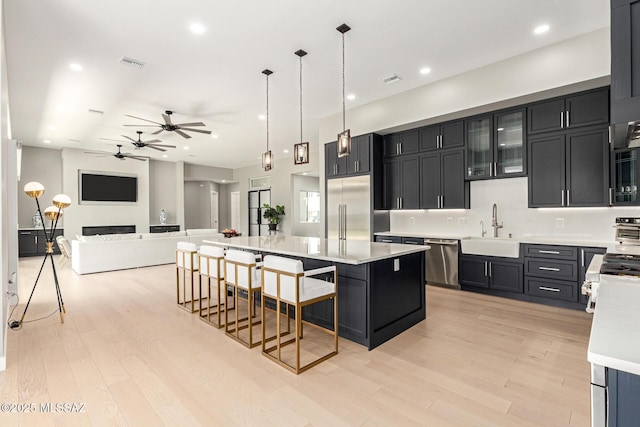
(381, 73, 402, 84)
(120, 56, 145, 69)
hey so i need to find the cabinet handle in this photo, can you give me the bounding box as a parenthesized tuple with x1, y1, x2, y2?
(356, 160, 359, 172)
(400, 197, 403, 209)
(539, 266, 561, 272)
(20, 232, 31, 235)
(488, 262, 492, 277)
(609, 125, 613, 145)
(539, 286, 561, 293)
(440, 195, 444, 209)
(566, 110, 570, 127)
(489, 162, 493, 177)
(581, 249, 585, 267)
(566, 190, 570, 207)
(438, 135, 442, 149)
(538, 250, 560, 254)
(560, 112, 564, 129)
(493, 162, 497, 177)
(609, 188, 613, 205)
(484, 261, 488, 277)
(380, 239, 393, 243)
(561, 190, 565, 206)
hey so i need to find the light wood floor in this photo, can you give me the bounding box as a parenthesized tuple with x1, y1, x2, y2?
(0, 256, 593, 426)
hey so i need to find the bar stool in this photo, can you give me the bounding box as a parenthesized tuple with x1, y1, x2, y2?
(261, 255, 338, 374)
(176, 241, 201, 313)
(224, 249, 263, 348)
(198, 245, 227, 328)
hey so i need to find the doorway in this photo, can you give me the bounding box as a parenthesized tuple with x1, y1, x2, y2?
(248, 189, 271, 236)
(210, 191, 219, 230)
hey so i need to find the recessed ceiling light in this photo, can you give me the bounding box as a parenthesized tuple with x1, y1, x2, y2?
(43, 140, 51, 144)
(162, 154, 168, 158)
(183, 146, 189, 150)
(534, 24, 550, 35)
(419, 67, 431, 75)
(211, 133, 219, 139)
(190, 23, 206, 34)
(221, 180, 226, 183)
(347, 94, 356, 101)
(69, 63, 83, 72)
(283, 149, 289, 154)
(258, 114, 266, 120)
(302, 172, 307, 176)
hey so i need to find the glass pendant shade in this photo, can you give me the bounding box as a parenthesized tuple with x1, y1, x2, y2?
(337, 130, 351, 157)
(294, 142, 309, 164)
(336, 23, 352, 159)
(262, 150, 273, 171)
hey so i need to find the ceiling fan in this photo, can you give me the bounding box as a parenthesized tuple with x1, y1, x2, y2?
(124, 110, 211, 139)
(84, 145, 149, 161)
(100, 131, 176, 152)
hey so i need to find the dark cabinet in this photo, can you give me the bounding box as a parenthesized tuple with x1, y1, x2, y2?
(527, 88, 609, 135)
(528, 126, 609, 207)
(611, 149, 640, 205)
(346, 134, 371, 174)
(578, 246, 606, 304)
(325, 141, 344, 177)
(611, 0, 640, 123)
(337, 276, 367, 341)
(374, 235, 402, 244)
(150, 225, 180, 233)
(18, 228, 63, 257)
(459, 255, 523, 293)
(420, 149, 468, 209)
(383, 130, 419, 158)
(524, 244, 580, 303)
(419, 120, 464, 151)
(384, 155, 419, 209)
(466, 108, 526, 180)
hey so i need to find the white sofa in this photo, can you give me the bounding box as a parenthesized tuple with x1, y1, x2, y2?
(71, 229, 225, 275)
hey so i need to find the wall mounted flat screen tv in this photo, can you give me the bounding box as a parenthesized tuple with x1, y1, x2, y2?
(79, 171, 137, 203)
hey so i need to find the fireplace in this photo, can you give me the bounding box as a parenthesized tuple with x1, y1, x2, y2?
(82, 225, 136, 236)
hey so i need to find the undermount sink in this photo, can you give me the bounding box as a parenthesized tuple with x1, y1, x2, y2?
(460, 237, 520, 258)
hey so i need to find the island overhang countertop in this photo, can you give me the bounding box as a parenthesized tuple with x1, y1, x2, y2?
(202, 235, 429, 265)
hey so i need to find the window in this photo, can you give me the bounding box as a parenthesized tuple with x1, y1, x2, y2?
(300, 191, 320, 223)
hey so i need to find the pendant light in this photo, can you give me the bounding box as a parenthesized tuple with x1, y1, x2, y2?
(294, 49, 309, 165)
(262, 69, 273, 171)
(336, 23, 351, 158)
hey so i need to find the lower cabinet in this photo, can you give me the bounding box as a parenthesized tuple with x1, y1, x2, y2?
(459, 255, 523, 293)
(18, 229, 63, 257)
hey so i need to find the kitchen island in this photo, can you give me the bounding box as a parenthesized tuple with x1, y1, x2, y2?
(204, 235, 429, 349)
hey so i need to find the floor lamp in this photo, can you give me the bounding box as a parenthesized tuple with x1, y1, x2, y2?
(18, 182, 71, 327)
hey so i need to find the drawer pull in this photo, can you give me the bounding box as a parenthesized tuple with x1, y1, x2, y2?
(20, 232, 32, 235)
(539, 286, 561, 293)
(539, 266, 561, 272)
(380, 239, 393, 243)
(538, 250, 560, 255)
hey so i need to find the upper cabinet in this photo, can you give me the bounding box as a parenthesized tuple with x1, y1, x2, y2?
(527, 88, 609, 135)
(528, 126, 610, 207)
(466, 108, 526, 180)
(383, 130, 419, 157)
(419, 120, 464, 151)
(611, 0, 640, 123)
(326, 134, 379, 178)
(420, 149, 469, 209)
(383, 155, 420, 210)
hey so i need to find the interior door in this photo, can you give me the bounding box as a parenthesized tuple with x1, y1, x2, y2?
(258, 190, 271, 235)
(248, 191, 260, 236)
(210, 191, 219, 230)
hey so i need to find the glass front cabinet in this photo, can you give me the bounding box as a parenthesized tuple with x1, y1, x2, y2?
(612, 149, 640, 205)
(466, 108, 526, 180)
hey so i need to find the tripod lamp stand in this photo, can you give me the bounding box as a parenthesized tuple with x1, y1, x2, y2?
(19, 182, 71, 327)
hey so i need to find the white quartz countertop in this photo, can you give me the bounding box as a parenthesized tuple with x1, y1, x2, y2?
(374, 232, 615, 250)
(202, 235, 429, 265)
(588, 274, 640, 376)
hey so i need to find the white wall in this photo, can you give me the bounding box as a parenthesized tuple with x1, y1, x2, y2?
(184, 181, 220, 229)
(233, 150, 319, 236)
(149, 159, 178, 225)
(61, 148, 150, 238)
(17, 146, 62, 228)
(291, 174, 321, 237)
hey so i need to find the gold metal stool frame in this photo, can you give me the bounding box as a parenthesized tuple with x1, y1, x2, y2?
(198, 247, 229, 328)
(176, 243, 203, 313)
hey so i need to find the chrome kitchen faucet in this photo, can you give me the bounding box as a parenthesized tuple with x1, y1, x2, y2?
(492, 203, 503, 237)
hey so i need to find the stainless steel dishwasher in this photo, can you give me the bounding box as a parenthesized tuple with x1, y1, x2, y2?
(424, 238, 459, 288)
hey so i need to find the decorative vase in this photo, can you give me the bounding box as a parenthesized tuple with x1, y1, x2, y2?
(160, 209, 167, 225)
(32, 211, 43, 228)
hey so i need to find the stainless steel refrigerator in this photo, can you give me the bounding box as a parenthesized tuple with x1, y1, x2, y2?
(327, 175, 371, 240)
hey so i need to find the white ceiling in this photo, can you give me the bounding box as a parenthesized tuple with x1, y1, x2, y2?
(5, 0, 610, 169)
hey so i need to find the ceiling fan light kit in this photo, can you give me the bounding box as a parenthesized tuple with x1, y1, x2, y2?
(337, 23, 352, 158)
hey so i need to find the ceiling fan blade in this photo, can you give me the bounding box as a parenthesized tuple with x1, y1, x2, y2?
(144, 139, 163, 144)
(162, 113, 173, 125)
(124, 155, 148, 161)
(174, 129, 192, 139)
(124, 124, 159, 127)
(99, 137, 127, 143)
(175, 122, 206, 127)
(179, 127, 212, 135)
(122, 135, 137, 143)
(151, 129, 164, 135)
(148, 143, 176, 148)
(145, 145, 166, 152)
(125, 115, 163, 125)
(84, 150, 112, 155)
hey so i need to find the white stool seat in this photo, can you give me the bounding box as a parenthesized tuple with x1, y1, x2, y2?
(199, 245, 224, 278)
(225, 249, 261, 289)
(262, 256, 335, 303)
